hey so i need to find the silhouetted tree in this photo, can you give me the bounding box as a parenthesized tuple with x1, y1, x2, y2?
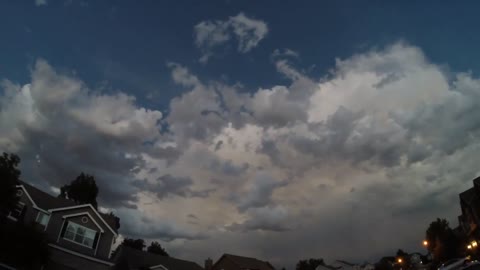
(296, 259, 325, 270)
(147, 241, 169, 257)
(0, 152, 20, 219)
(0, 222, 50, 269)
(425, 218, 462, 263)
(59, 172, 99, 209)
(122, 238, 146, 250)
(108, 211, 121, 230)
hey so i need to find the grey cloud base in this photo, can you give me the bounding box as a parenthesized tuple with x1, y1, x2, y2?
(2, 43, 480, 268)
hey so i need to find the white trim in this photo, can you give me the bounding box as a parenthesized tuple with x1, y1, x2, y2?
(94, 232, 101, 256)
(108, 236, 116, 259)
(150, 264, 169, 270)
(15, 185, 37, 207)
(35, 211, 50, 231)
(15, 185, 49, 214)
(57, 219, 66, 243)
(63, 237, 95, 249)
(50, 204, 117, 236)
(34, 205, 50, 214)
(0, 262, 17, 270)
(7, 201, 25, 221)
(48, 244, 114, 266)
(62, 212, 104, 233)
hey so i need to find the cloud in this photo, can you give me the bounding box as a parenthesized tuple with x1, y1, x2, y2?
(226, 205, 291, 232)
(5, 42, 480, 266)
(233, 170, 288, 212)
(118, 208, 208, 241)
(0, 59, 163, 208)
(35, 0, 47, 6)
(194, 12, 268, 63)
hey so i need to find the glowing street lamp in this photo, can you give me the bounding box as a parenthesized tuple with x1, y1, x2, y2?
(423, 240, 428, 247)
(398, 258, 403, 264)
(472, 241, 478, 248)
(468, 245, 473, 250)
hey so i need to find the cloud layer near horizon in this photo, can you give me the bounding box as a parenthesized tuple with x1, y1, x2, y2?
(2, 43, 480, 267)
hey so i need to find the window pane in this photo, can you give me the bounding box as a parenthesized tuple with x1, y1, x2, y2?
(66, 223, 76, 232)
(74, 233, 84, 243)
(85, 230, 96, 239)
(76, 226, 86, 236)
(63, 221, 96, 248)
(83, 237, 93, 247)
(36, 213, 50, 226)
(64, 230, 74, 240)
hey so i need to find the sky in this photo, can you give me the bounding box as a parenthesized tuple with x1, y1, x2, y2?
(2, 0, 480, 268)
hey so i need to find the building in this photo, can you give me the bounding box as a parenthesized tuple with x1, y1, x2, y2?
(3, 180, 205, 270)
(458, 176, 480, 241)
(6, 180, 119, 270)
(206, 254, 275, 270)
(112, 245, 204, 270)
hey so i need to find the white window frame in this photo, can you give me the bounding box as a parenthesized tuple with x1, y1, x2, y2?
(7, 201, 25, 221)
(35, 211, 50, 230)
(63, 221, 97, 249)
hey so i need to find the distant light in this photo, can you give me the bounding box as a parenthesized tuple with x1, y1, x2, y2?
(468, 245, 472, 250)
(473, 241, 478, 247)
(398, 258, 403, 263)
(423, 240, 428, 246)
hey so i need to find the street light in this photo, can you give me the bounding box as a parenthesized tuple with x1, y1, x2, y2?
(423, 240, 428, 247)
(472, 241, 478, 248)
(468, 245, 473, 250)
(398, 258, 403, 264)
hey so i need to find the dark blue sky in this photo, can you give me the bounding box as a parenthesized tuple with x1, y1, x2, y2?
(2, 0, 480, 110)
(4, 1, 480, 265)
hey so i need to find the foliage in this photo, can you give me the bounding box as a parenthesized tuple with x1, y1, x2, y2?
(147, 241, 169, 257)
(108, 211, 121, 230)
(59, 172, 99, 209)
(122, 238, 146, 250)
(425, 218, 462, 263)
(0, 152, 20, 219)
(296, 258, 325, 270)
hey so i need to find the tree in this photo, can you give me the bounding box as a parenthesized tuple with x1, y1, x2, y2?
(0, 222, 50, 269)
(122, 238, 146, 250)
(108, 212, 121, 231)
(296, 259, 325, 270)
(425, 218, 462, 263)
(59, 172, 99, 209)
(0, 153, 21, 219)
(147, 241, 169, 256)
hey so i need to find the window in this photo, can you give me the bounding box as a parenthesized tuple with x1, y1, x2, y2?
(63, 221, 97, 248)
(7, 201, 25, 221)
(36, 212, 50, 227)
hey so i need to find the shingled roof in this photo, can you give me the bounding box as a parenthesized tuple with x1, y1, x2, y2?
(17, 180, 118, 233)
(218, 254, 275, 270)
(113, 245, 204, 270)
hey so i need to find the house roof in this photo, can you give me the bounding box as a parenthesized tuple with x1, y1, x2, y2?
(19, 180, 76, 209)
(113, 245, 204, 270)
(17, 180, 118, 233)
(218, 254, 275, 270)
(460, 187, 477, 205)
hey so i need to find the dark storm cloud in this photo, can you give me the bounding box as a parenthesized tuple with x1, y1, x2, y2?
(0, 60, 162, 209)
(133, 174, 213, 199)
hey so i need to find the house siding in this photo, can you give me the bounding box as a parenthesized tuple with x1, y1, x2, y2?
(15, 189, 37, 225)
(47, 207, 115, 260)
(46, 246, 112, 270)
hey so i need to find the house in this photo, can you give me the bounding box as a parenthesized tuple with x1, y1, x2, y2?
(206, 254, 275, 270)
(6, 180, 119, 270)
(458, 176, 480, 240)
(112, 245, 204, 270)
